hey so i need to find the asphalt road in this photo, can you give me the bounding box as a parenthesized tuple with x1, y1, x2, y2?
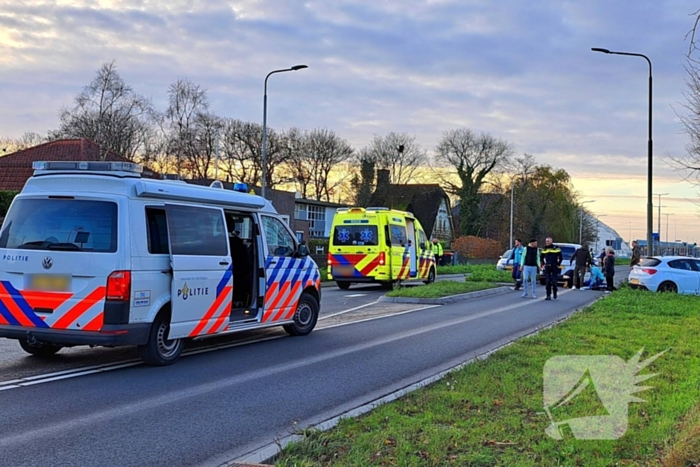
(0, 282, 390, 382)
(0, 286, 605, 467)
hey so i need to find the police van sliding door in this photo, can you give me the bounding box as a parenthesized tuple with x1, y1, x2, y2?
(164, 204, 233, 339)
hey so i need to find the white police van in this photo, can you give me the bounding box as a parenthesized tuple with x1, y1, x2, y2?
(0, 161, 321, 365)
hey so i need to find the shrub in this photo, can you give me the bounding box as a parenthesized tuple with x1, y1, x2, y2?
(0, 191, 18, 218)
(452, 235, 503, 259)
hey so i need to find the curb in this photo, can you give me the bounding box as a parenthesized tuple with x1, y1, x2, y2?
(320, 273, 467, 289)
(378, 285, 512, 305)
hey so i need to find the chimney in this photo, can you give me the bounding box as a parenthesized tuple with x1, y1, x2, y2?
(376, 169, 390, 189)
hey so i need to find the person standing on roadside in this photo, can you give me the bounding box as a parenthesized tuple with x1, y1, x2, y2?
(541, 237, 563, 301)
(597, 248, 606, 267)
(519, 239, 540, 299)
(630, 240, 641, 269)
(572, 245, 592, 290)
(431, 237, 443, 266)
(508, 238, 525, 291)
(603, 247, 617, 292)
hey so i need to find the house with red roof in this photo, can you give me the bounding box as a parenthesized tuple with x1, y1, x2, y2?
(0, 138, 156, 191)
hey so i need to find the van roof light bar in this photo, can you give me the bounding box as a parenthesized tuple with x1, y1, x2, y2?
(32, 161, 143, 175)
(366, 207, 390, 211)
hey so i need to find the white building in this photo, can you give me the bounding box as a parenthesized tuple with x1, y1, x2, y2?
(591, 219, 632, 258)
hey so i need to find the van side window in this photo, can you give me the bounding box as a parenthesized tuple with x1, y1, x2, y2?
(146, 208, 169, 254)
(262, 216, 295, 257)
(390, 225, 407, 246)
(166, 205, 228, 256)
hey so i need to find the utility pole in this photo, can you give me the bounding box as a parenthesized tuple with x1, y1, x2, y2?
(509, 183, 514, 247)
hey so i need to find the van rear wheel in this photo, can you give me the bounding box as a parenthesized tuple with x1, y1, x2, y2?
(336, 281, 351, 290)
(284, 293, 319, 336)
(18, 338, 62, 358)
(138, 312, 184, 366)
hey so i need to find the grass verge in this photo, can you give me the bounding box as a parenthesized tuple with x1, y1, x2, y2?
(385, 281, 500, 299)
(275, 289, 700, 466)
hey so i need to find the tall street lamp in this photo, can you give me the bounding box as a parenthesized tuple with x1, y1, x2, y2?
(592, 47, 653, 256)
(261, 64, 308, 198)
(665, 213, 674, 255)
(579, 200, 595, 245)
(654, 192, 669, 242)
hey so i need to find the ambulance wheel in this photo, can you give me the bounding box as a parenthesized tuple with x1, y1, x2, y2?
(336, 281, 351, 290)
(284, 293, 319, 336)
(381, 281, 394, 290)
(424, 267, 436, 284)
(18, 338, 62, 358)
(138, 312, 183, 366)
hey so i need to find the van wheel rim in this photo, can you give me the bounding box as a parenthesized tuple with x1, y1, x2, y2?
(295, 303, 313, 327)
(157, 322, 179, 357)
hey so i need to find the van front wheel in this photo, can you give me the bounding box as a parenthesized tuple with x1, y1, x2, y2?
(284, 293, 319, 336)
(138, 312, 184, 366)
(424, 267, 436, 284)
(336, 281, 351, 290)
(18, 338, 62, 358)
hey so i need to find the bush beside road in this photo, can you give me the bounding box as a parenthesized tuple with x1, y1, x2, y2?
(276, 288, 700, 467)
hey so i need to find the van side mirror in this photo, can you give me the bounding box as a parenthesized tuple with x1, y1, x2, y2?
(297, 241, 309, 257)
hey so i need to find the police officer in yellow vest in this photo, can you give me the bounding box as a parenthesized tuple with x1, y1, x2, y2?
(431, 237, 443, 266)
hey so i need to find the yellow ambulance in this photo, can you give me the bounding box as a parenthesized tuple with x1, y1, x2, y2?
(327, 207, 436, 289)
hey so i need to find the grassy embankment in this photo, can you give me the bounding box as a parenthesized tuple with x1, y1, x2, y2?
(276, 288, 700, 466)
(386, 265, 511, 298)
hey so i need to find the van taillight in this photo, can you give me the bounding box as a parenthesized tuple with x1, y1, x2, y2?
(641, 268, 657, 275)
(107, 271, 131, 301)
(327, 253, 332, 266)
(379, 251, 386, 266)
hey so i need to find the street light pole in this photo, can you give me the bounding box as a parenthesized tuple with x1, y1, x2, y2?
(261, 64, 308, 198)
(654, 192, 668, 243)
(579, 200, 595, 245)
(665, 213, 673, 255)
(509, 183, 514, 247)
(592, 47, 653, 256)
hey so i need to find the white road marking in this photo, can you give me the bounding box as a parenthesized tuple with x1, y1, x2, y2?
(343, 293, 367, 298)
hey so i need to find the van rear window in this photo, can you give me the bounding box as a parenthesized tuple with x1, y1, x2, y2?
(0, 199, 118, 252)
(332, 225, 379, 246)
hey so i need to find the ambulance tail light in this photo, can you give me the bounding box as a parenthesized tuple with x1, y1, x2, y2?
(379, 251, 386, 266)
(107, 271, 131, 301)
(327, 253, 332, 266)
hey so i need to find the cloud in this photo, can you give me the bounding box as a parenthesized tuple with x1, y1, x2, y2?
(1, 0, 700, 238)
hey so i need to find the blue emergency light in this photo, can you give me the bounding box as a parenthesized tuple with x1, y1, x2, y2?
(233, 182, 248, 193)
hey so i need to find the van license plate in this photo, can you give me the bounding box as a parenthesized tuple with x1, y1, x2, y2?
(335, 265, 356, 277)
(27, 274, 71, 292)
(630, 279, 640, 285)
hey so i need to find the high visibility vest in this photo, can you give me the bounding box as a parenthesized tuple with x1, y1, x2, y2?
(433, 242, 443, 256)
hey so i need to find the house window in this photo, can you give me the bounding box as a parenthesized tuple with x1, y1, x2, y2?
(308, 205, 326, 238)
(294, 204, 308, 221)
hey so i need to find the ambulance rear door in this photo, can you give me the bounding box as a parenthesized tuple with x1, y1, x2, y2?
(164, 204, 232, 339)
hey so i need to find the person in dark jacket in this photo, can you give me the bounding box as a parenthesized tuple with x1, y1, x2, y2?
(603, 248, 616, 292)
(572, 245, 592, 290)
(630, 241, 641, 269)
(541, 237, 563, 300)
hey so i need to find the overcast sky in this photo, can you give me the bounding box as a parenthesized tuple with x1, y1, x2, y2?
(1, 0, 700, 242)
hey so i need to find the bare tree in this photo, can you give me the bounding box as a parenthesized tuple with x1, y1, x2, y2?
(283, 127, 311, 197)
(305, 128, 354, 202)
(51, 61, 154, 160)
(165, 78, 209, 177)
(434, 128, 513, 236)
(368, 132, 426, 184)
(220, 119, 285, 188)
(1, 132, 46, 155)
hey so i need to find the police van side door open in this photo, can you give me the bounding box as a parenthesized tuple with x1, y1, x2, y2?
(165, 204, 233, 339)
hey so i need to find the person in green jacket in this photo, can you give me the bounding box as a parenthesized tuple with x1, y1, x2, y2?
(431, 237, 444, 266)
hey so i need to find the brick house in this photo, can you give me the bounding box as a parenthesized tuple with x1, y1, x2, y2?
(0, 138, 157, 191)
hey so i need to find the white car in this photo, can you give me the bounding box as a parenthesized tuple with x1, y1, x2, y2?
(496, 249, 513, 270)
(628, 256, 700, 294)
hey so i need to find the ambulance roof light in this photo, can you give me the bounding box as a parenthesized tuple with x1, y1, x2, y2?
(366, 207, 390, 211)
(233, 182, 248, 193)
(210, 180, 224, 189)
(32, 161, 143, 175)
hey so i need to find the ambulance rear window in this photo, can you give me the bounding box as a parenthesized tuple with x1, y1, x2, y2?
(332, 225, 379, 246)
(0, 198, 118, 252)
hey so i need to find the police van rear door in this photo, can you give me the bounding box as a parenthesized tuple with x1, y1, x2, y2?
(165, 204, 233, 339)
